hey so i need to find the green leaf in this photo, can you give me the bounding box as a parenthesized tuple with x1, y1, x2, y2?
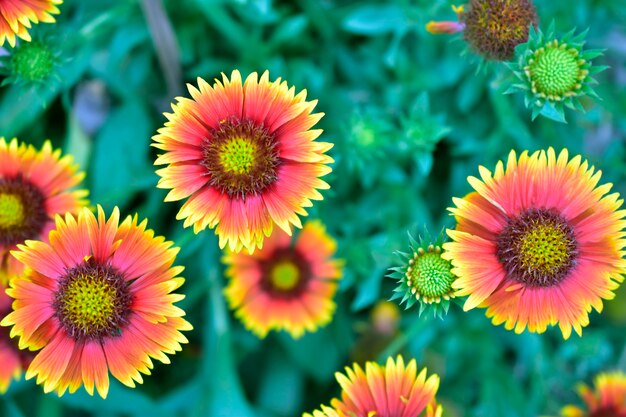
(89, 100, 154, 209)
(342, 4, 406, 35)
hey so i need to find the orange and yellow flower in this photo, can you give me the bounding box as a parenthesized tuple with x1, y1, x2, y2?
(444, 148, 626, 339)
(0, 137, 87, 285)
(0, 282, 33, 393)
(0, 206, 192, 398)
(304, 356, 443, 417)
(561, 371, 626, 417)
(0, 0, 62, 47)
(153, 70, 333, 253)
(223, 220, 341, 338)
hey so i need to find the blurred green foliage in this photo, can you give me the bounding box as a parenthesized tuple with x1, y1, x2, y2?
(1, 0, 626, 416)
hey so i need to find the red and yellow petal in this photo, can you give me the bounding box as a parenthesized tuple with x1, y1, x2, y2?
(307, 356, 443, 417)
(0, 0, 62, 47)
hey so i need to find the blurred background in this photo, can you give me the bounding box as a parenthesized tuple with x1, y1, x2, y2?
(1, 0, 626, 416)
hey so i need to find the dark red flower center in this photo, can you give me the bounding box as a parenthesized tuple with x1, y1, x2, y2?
(53, 261, 133, 341)
(590, 407, 626, 417)
(259, 247, 311, 298)
(202, 118, 280, 198)
(0, 176, 48, 247)
(496, 207, 578, 287)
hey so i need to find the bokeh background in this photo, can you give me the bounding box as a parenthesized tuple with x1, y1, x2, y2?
(1, 0, 626, 416)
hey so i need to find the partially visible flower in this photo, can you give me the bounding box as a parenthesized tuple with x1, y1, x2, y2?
(1, 206, 192, 398)
(351, 301, 401, 364)
(444, 148, 626, 339)
(506, 23, 607, 123)
(0, 138, 88, 285)
(389, 232, 456, 317)
(304, 356, 443, 417)
(427, 0, 537, 61)
(0, 282, 33, 393)
(0, 0, 62, 47)
(0, 39, 60, 86)
(153, 70, 334, 253)
(560, 371, 626, 417)
(426, 5, 465, 35)
(223, 220, 342, 339)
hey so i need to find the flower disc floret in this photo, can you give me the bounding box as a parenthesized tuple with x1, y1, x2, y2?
(406, 247, 455, 302)
(54, 262, 132, 341)
(10, 42, 56, 82)
(526, 40, 589, 100)
(463, 0, 538, 61)
(0, 177, 47, 247)
(389, 233, 457, 317)
(497, 207, 578, 287)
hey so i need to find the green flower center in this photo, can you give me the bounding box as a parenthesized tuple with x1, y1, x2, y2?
(260, 248, 311, 298)
(0, 177, 47, 247)
(406, 246, 455, 302)
(203, 118, 280, 198)
(54, 262, 132, 341)
(526, 40, 587, 100)
(219, 137, 257, 175)
(11, 42, 55, 82)
(497, 208, 578, 287)
(270, 261, 300, 291)
(0, 193, 24, 228)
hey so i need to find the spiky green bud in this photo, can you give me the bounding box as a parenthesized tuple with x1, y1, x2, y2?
(505, 22, 608, 123)
(388, 231, 457, 318)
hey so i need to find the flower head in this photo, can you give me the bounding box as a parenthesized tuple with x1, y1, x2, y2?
(506, 23, 607, 123)
(444, 148, 626, 339)
(153, 70, 334, 253)
(0, 206, 192, 398)
(0, 39, 60, 86)
(223, 220, 342, 338)
(464, 0, 537, 61)
(0, 138, 88, 285)
(0, 0, 62, 47)
(304, 356, 443, 417)
(0, 282, 34, 393)
(561, 371, 626, 417)
(389, 232, 457, 317)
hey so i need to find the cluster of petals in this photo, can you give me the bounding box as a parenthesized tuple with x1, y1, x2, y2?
(223, 220, 342, 338)
(1, 206, 192, 398)
(561, 371, 626, 417)
(153, 70, 333, 253)
(0, 137, 87, 285)
(304, 356, 443, 417)
(0, 0, 62, 47)
(443, 148, 626, 338)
